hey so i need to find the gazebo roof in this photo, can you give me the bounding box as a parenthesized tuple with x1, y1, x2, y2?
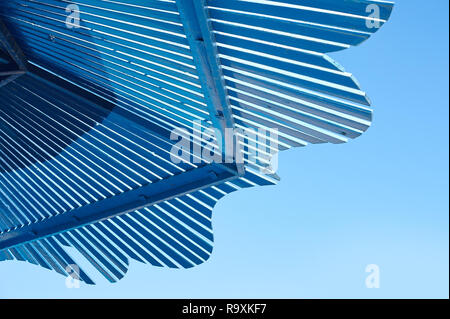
(0, 0, 393, 284)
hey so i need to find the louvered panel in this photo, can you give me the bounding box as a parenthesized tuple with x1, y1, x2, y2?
(2, 169, 276, 283)
(202, 0, 393, 168)
(0, 0, 394, 284)
(1, 0, 212, 128)
(1, 74, 200, 231)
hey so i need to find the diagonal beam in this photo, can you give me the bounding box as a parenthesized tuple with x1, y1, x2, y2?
(176, 0, 243, 173)
(0, 70, 27, 76)
(0, 17, 27, 88)
(0, 163, 239, 250)
(0, 18, 27, 71)
(0, 73, 24, 88)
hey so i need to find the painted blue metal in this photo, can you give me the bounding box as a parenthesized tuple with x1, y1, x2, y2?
(176, 0, 240, 165)
(0, 0, 394, 284)
(0, 17, 27, 87)
(0, 18, 27, 70)
(0, 162, 239, 250)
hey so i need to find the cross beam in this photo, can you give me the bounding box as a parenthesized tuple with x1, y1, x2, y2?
(0, 18, 27, 88)
(176, 0, 243, 172)
(0, 162, 240, 250)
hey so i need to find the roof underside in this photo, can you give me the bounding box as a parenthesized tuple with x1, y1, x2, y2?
(0, 0, 393, 283)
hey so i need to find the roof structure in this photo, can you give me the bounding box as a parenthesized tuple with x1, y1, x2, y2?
(0, 0, 394, 284)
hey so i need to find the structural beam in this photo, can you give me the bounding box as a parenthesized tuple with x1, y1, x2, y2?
(0, 18, 27, 71)
(0, 73, 23, 88)
(0, 18, 27, 88)
(0, 70, 26, 76)
(176, 0, 243, 173)
(0, 163, 239, 250)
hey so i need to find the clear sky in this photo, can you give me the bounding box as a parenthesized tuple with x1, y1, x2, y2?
(0, 0, 449, 299)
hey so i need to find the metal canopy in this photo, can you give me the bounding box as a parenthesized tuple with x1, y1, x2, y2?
(0, 18, 27, 88)
(0, 0, 394, 284)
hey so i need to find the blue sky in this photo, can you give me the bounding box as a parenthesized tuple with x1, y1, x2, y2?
(0, 0, 449, 298)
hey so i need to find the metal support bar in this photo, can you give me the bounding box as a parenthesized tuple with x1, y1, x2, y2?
(0, 163, 239, 250)
(0, 73, 23, 87)
(0, 18, 27, 88)
(176, 0, 244, 173)
(0, 70, 26, 76)
(0, 18, 27, 71)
